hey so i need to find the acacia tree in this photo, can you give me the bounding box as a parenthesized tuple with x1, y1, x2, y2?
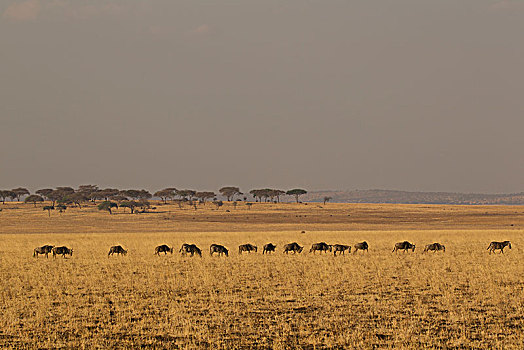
(95, 188, 120, 201)
(177, 190, 196, 200)
(249, 189, 264, 202)
(98, 201, 118, 215)
(195, 191, 215, 204)
(271, 189, 286, 203)
(47, 190, 64, 206)
(323, 196, 332, 205)
(25, 195, 44, 207)
(219, 187, 242, 201)
(77, 185, 99, 202)
(11, 188, 30, 201)
(154, 189, 175, 204)
(286, 189, 308, 203)
(67, 192, 88, 208)
(35, 188, 54, 201)
(0, 190, 14, 204)
(120, 200, 139, 214)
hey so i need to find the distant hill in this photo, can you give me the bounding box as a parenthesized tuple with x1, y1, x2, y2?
(304, 189, 524, 205)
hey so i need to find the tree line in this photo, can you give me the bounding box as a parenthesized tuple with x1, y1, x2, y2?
(0, 186, 308, 213)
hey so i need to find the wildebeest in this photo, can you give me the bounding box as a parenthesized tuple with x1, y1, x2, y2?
(353, 241, 369, 253)
(179, 243, 202, 257)
(210, 244, 229, 256)
(263, 243, 276, 254)
(423, 243, 445, 253)
(239, 243, 257, 254)
(393, 241, 416, 253)
(33, 245, 54, 258)
(155, 244, 173, 255)
(310, 242, 332, 254)
(108, 245, 127, 257)
(52, 246, 73, 258)
(333, 244, 351, 256)
(283, 242, 303, 254)
(487, 241, 512, 254)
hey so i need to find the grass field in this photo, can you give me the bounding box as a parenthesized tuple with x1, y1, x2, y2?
(0, 201, 523, 349)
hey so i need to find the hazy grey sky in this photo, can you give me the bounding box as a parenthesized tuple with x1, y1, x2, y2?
(1, 0, 523, 193)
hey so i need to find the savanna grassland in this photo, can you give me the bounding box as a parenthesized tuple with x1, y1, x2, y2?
(0, 202, 523, 349)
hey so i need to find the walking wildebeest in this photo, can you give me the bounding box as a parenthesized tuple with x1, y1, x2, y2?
(33, 245, 54, 258)
(52, 246, 73, 258)
(239, 243, 257, 254)
(423, 243, 445, 253)
(210, 244, 229, 256)
(487, 241, 512, 254)
(353, 241, 368, 253)
(393, 241, 416, 253)
(108, 245, 127, 257)
(179, 244, 202, 257)
(310, 242, 332, 254)
(155, 244, 173, 255)
(283, 242, 303, 254)
(263, 243, 276, 254)
(333, 244, 351, 256)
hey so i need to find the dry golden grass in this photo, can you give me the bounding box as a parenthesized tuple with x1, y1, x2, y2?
(0, 201, 523, 349)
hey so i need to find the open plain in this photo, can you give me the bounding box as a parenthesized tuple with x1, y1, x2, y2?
(0, 201, 523, 349)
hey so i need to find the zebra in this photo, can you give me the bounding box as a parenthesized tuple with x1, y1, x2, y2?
(239, 244, 257, 254)
(487, 241, 512, 254)
(310, 242, 332, 254)
(33, 245, 54, 258)
(283, 242, 303, 254)
(210, 244, 229, 256)
(108, 245, 127, 257)
(52, 246, 73, 258)
(332, 244, 351, 256)
(353, 241, 369, 253)
(393, 241, 416, 253)
(155, 244, 173, 255)
(423, 243, 445, 253)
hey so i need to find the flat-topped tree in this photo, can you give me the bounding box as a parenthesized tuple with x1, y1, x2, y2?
(56, 187, 75, 195)
(323, 196, 332, 205)
(77, 185, 98, 201)
(274, 190, 286, 202)
(67, 192, 88, 208)
(154, 189, 175, 204)
(219, 187, 242, 201)
(120, 200, 139, 214)
(177, 190, 196, 200)
(11, 188, 30, 201)
(25, 195, 44, 207)
(47, 190, 64, 206)
(98, 201, 118, 215)
(0, 190, 15, 204)
(95, 188, 120, 201)
(35, 188, 53, 201)
(137, 190, 152, 200)
(249, 189, 264, 202)
(195, 191, 215, 204)
(286, 189, 308, 203)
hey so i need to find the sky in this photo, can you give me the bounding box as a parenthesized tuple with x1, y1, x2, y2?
(1, 0, 523, 194)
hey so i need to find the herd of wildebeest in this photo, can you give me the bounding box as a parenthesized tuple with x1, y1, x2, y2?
(32, 240, 512, 258)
